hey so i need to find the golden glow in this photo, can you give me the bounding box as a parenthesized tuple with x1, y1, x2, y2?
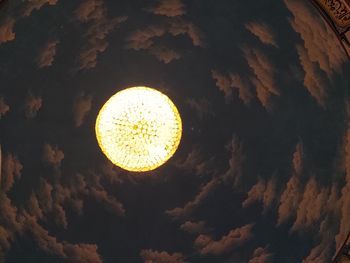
(95, 86, 182, 172)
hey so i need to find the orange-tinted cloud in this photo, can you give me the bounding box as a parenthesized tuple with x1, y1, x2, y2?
(301, 240, 332, 263)
(211, 70, 253, 105)
(174, 147, 215, 176)
(42, 144, 64, 167)
(90, 188, 125, 216)
(194, 224, 254, 255)
(277, 175, 301, 225)
(262, 178, 277, 213)
(168, 18, 204, 47)
(24, 93, 42, 118)
(223, 135, 246, 187)
(293, 141, 304, 176)
(0, 17, 15, 44)
(166, 179, 218, 220)
(21, 0, 58, 17)
(126, 25, 166, 50)
(140, 249, 186, 263)
(24, 213, 65, 255)
(33, 182, 69, 228)
(0, 194, 21, 261)
(99, 161, 124, 185)
(302, 211, 339, 263)
(37, 40, 59, 68)
(0, 194, 21, 233)
(52, 181, 85, 223)
(64, 243, 103, 263)
(37, 178, 54, 213)
(276, 142, 306, 225)
(73, 93, 93, 127)
(243, 47, 280, 111)
(52, 202, 68, 229)
(213, 49, 282, 111)
(6, 169, 124, 261)
(75, 0, 127, 70)
(335, 128, 350, 249)
(1, 153, 23, 193)
(23, 212, 103, 262)
(174, 147, 204, 172)
(296, 45, 329, 107)
(284, 0, 347, 108)
(147, 0, 186, 17)
(248, 246, 274, 263)
(78, 39, 109, 70)
(27, 193, 44, 220)
(126, 18, 204, 63)
(0, 97, 10, 119)
(242, 177, 277, 214)
(34, 171, 123, 231)
(242, 178, 266, 208)
(245, 22, 278, 48)
(0, 166, 107, 262)
(180, 221, 207, 234)
(290, 177, 328, 233)
(284, 0, 346, 76)
(149, 45, 182, 63)
(75, 0, 102, 22)
(0, 226, 11, 260)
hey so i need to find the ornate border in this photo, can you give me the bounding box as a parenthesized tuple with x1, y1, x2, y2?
(310, 0, 350, 59)
(317, 0, 350, 28)
(333, 232, 350, 263)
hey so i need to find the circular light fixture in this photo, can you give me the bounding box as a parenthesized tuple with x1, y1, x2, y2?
(95, 86, 182, 172)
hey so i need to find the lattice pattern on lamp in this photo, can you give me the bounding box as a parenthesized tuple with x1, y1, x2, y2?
(95, 87, 182, 172)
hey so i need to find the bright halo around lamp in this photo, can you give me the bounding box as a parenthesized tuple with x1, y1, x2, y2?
(95, 86, 182, 172)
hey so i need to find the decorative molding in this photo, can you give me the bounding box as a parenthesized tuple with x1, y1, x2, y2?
(310, 0, 350, 59)
(333, 232, 350, 263)
(316, 0, 350, 28)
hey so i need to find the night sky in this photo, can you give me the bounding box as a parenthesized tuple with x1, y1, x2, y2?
(0, 0, 350, 262)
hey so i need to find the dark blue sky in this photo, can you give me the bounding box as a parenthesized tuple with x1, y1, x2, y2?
(0, 0, 349, 262)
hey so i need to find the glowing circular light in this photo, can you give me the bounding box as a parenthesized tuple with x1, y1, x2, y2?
(95, 86, 182, 172)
